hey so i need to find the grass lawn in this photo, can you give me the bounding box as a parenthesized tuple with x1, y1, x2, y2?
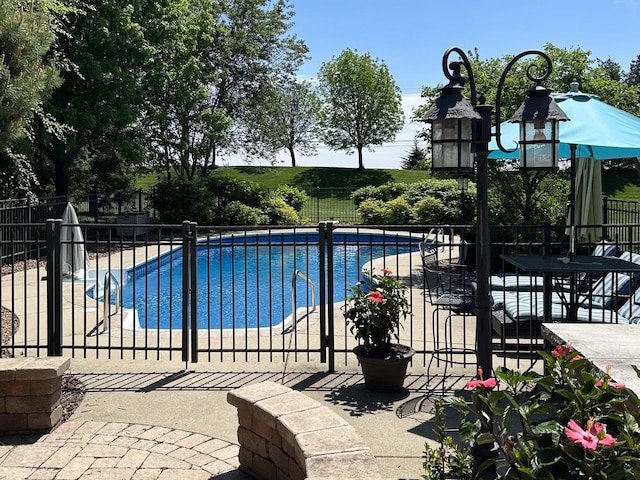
(208, 165, 431, 192)
(603, 167, 640, 202)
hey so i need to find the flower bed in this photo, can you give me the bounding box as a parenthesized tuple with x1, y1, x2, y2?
(422, 344, 640, 479)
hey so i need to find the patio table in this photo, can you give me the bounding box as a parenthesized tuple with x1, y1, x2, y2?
(500, 254, 640, 323)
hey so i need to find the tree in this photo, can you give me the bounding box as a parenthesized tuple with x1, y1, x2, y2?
(401, 140, 429, 170)
(32, 0, 149, 197)
(317, 49, 404, 170)
(0, 0, 60, 198)
(597, 58, 623, 82)
(626, 54, 640, 86)
(248, 78, 321, 166)
(140, 0, 307, 179)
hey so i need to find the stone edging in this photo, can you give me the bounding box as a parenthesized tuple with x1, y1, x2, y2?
(0, 357, 70, 433)
(227, 381, 381, 480)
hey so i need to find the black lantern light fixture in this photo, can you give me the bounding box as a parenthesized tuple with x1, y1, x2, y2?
(423, 47, 568, 383)
(423, 45, 569, 480)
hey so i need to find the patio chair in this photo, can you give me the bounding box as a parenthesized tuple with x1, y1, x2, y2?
(420, 229, 474, 293)
(539, 282, 640, 324)
(424, 265, 478, 388)
(494, 251, 640, 324)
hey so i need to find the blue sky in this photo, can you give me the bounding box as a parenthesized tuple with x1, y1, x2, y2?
(290, 0, 640, 93)
(223, 0, 640, 169)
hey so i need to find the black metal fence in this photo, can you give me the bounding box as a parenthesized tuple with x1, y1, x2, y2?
(2, 217, 639, 373)
(3, 192, 639, 253)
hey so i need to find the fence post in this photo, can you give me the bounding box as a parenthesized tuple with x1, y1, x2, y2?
(542, 222, 551, 255)
(189, 222, 198, 364)
(542, 222, 553, 325)
(46, 219, 63, 356)
(325, 221, 336, 373)
(318, 222, 327, 366)
(181, 221, 191, 363)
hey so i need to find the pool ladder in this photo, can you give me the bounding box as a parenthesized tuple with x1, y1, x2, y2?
(101, 271, 121, 333)
(287, 270, 317, 333)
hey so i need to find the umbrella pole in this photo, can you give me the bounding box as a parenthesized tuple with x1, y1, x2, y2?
(570, 144, 577, 230)
(568, 144, 578, 319)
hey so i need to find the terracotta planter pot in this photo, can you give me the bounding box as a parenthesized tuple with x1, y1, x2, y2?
(353, 344, 415, 393)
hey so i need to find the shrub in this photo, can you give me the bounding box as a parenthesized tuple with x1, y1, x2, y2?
(356, 199, 388, 224)
(385, 197, 414, 225)
(220, 201, 268, 226)
(412, 197, 445, 225)
(432, 346, 640, 479)
(152, 177, 212, 224)
(353, 178, 473, 225)
(351, 183, 408, 207)
(271, 185, 309, 212)
(205, 175, 266, 208)
(263, 197, 301, 225)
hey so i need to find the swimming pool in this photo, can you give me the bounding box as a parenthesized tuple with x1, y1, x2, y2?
(106, 231, 419, 330)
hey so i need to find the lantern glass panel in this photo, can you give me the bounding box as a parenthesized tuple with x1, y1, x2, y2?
(518, 120, 558, 169)
(432, 118, 474, 171)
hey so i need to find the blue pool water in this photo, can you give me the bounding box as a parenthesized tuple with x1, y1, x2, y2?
(113, 232, 418, 330)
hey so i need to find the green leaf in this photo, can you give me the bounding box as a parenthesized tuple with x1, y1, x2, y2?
(532, 420, 559, 435)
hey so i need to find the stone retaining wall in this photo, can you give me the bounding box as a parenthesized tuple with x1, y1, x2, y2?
(227, 381, 381, 480)
(0, 357, 70, 433)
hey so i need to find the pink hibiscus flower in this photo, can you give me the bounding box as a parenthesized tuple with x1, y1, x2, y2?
(595, 378, 626, 389)
(596, 365, 625, 388)
(368, 291, 384, 303)
(564, 419, 615, 450)
(465, 367, 498, 390)
(466, 377, 498, 389)
(380, 268, 393, 276)
(553, 343, 583, 361)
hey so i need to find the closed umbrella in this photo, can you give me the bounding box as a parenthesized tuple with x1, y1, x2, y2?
(572, 157, 602, 241)
(489, 82, 640, 238)
(61, 202, 89, 278)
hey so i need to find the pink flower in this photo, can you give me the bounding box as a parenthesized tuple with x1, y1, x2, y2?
(465, 367, 498, 390)
(380, 268, 393, 276)
(465, 377, 498, 389)
(564, 419, 615, 450)
(553, 343, 583, 361)
(368, 291, 384, 303)
(595, 378, 626, 389)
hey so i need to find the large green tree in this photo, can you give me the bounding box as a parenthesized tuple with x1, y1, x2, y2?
(247, 78, 321, 166)
(317, 49, 404, 170)
(140, 0, 307, 179)
(0, 0, 60, 198)
(32, 0, 149, 197)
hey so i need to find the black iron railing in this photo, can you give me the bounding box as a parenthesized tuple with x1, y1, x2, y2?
(2, 218, 640, 373)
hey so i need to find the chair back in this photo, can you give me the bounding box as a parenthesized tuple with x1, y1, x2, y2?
(581, 251, 640, 309)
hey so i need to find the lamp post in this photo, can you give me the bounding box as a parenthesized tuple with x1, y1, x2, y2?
(423, 46, 568, 379)
(458, 176, 469, 225)
(423, 48, 568, 476)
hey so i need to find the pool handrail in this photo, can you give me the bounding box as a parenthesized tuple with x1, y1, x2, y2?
(288, 269, 317, 333)
(102, 271, 121, 333)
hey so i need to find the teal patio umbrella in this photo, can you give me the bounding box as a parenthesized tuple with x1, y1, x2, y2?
(489, 82, 640, 239)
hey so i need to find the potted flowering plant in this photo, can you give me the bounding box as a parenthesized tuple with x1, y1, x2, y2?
(343, 268, 413, 392)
